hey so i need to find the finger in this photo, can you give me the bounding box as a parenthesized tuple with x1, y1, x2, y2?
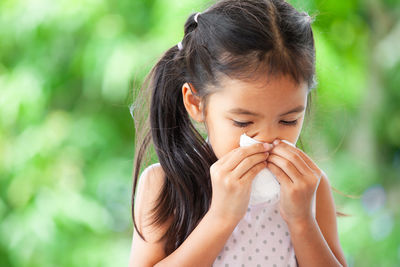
(275, 139, 323, 185)
(240, 161, 267, 184)
(267, 153, 303, 183)
(295, 149, 323, 178)
(266, 162, 292, 187)
(221, 143, 272, 171)
(231, 151, 269, 179)
(270, 140, 311, 176)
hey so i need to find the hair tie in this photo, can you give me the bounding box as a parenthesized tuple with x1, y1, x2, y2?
(194, 12, 200, 23)
(177, 12, 201, 51)
(302, 12, 312, 23)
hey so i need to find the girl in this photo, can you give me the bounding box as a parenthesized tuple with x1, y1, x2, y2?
(129, 0, 347, 266)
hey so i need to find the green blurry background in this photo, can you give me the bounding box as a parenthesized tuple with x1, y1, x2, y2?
(0, 0, 399, 266)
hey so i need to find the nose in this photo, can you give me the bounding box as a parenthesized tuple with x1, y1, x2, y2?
(250, 132, 277, 145)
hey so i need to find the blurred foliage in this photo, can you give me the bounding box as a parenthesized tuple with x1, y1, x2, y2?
(0, 0, 399, 266)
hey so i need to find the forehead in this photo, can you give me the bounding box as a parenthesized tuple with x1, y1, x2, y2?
(209, 74, 309, 113)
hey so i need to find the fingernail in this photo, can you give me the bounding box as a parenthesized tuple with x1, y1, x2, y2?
(273, 139, 280, 145)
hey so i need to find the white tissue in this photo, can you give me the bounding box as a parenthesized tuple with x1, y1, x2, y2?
(240, 133, 281, 206)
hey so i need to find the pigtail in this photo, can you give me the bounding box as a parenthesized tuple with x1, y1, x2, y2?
(150, 45, 218, 254)
(131, 42, 218, 254)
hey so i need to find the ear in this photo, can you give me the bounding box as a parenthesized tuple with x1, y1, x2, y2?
(182, 82, 204, 122)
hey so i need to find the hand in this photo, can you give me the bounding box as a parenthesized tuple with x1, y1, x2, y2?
(266, 139, 323, 226)
(208, 142, 273, 223)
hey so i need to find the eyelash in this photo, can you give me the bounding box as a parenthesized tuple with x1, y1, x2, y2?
(281, 120, 298, 126)
(232, 120, 298, 128)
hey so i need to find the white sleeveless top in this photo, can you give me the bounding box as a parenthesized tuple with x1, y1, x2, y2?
(212, 192, 316, 267)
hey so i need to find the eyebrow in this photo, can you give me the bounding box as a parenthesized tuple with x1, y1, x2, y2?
(228, 105, 305, 117)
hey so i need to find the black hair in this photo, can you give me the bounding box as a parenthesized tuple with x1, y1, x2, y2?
(131, 0, 316, 255)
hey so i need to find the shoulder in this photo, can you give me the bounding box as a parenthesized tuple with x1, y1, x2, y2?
(129, 163, 171, 266)
(315, 172, 347, 266)
(315, 172, 336, 221)
(134, 162, 167, 236)
(137, 163, 166, 201)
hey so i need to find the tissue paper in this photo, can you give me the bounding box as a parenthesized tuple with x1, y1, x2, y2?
(239, 133, 280, 206)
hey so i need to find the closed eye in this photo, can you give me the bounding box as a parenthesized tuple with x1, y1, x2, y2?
(232, 120, 252, 128)
(232, 119, 298, 128)
(280, 119, 298, 126)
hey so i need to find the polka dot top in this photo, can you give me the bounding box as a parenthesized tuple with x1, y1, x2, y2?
(212, 192, 316, 267)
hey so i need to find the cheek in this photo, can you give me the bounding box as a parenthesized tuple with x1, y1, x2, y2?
(207, 119, 242, 159)
(289, 116, 305, 144)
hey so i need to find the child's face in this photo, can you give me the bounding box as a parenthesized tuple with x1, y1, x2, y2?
(204, 74, 309, 159)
